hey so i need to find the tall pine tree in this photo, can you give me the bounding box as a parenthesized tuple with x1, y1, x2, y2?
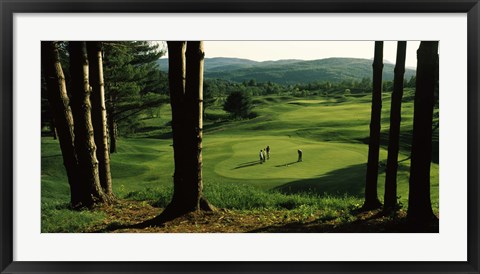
(69, 41, 107, 207)
(102, 41, 167, 152)
(384, 41, 407, 212)
(407, 41, 439, 228)
(151, 41, 214, 224)
(87, 41, 114, 202)
(363, 41, 383, 210)
(42, 41, 82, 208)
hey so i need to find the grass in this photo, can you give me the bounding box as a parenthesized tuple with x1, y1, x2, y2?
(41, 89, 439, 232)
(121, 181, 362, 211)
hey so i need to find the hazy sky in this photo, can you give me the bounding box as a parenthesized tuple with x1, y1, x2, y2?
(161, 41, 421, 68)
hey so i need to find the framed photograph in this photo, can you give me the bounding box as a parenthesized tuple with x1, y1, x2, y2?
(1, 0, 479, 273)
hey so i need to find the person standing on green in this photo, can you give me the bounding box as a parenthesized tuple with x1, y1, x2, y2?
(266, 146, 270, 160)
(297, 149, 303, 162)
(259, 149, 264, 163)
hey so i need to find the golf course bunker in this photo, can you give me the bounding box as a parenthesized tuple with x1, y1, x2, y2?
(213, 136, 368, 183)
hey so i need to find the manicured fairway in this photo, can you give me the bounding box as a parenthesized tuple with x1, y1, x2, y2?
(41, 91, 439, 232)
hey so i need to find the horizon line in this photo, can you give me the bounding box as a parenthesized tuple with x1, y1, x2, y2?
(158, 56, 417, 69)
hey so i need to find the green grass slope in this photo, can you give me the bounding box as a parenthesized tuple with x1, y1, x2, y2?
(41, 89, 438, 232)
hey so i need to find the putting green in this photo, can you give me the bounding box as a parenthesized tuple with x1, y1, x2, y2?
(210, 136, 376, 181)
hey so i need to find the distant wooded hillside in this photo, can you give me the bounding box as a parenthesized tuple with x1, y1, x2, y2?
(157, 57, 416, 84)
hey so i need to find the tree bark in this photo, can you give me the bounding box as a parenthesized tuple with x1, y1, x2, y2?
(87, 41, 114, 201)
(108, 97, 118, 154)
(41, 41, 82, 208)
(407, 41, 438, 227)
(69, 41, 107, 207)
(363, 41, 383, 210)
(155, 41, 213, 223)
(184, 41, 212, 211)
(168, 41, 187, 212)
(50, 118, 57, 140)
(384, 41, 407, 212)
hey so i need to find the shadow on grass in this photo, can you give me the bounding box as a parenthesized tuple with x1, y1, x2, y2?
(249, 210, 439, 233)
(233, 160, 264, 169)
(146, 131, 173, 139)
(274, 161, 300, 167)
(203, 119, 232, 133)
(274, 163, 367, 198)
(135, 125, 164, 134)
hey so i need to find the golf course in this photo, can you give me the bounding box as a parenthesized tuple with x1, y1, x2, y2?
(41, 88, 439, 232)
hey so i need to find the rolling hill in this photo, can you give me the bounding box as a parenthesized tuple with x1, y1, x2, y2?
(157, 57, 416, 85)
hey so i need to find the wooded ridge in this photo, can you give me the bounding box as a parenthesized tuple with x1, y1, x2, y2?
(158, 57, 416, 84)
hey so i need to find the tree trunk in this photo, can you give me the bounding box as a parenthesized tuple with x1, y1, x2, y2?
(41, 41, 82, 208)
(69, 41, 107, 207)
(363, 41, 383, 210)
(155, 41, 213, 223)
(108, 97, 118, 154)
(50, 118, 57, 140)
(407, 41, 438, 227)
(87, 41, 114, 201)
(184, 41, 212, 211)
(384, 41, 407, 212)
(167, 41, 187, 215)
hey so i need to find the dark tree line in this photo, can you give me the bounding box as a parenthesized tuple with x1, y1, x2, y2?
(203, 77, 369, 99)
(363, 41, 439, 229)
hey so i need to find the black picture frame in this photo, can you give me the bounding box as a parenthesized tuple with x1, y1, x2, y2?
(1, 0, 479, 273)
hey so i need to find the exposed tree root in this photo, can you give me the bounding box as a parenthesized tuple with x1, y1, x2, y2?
(103, 193, 117, 205)
(71, 194, 117, 211)
(132, 197, 216, 229)
(200, 197, 216, 211)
